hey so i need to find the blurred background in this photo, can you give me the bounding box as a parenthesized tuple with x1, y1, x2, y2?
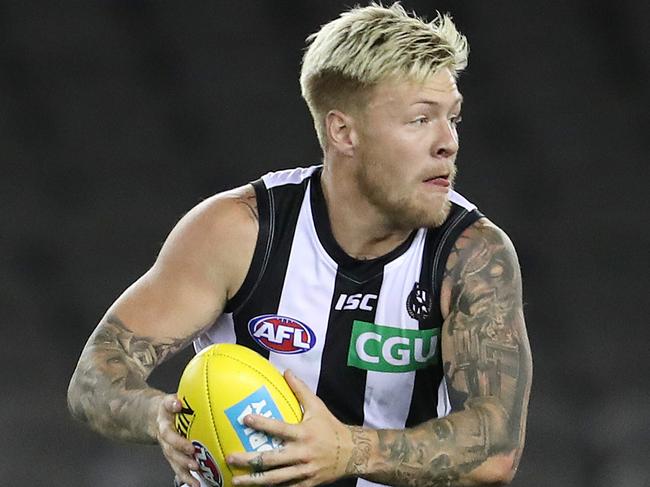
(1, 0, 648, 485)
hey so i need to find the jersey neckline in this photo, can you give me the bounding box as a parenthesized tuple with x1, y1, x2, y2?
(309, 167, 418, 278)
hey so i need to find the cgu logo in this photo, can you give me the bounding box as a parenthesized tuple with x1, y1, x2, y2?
(334, 293, 378, 311)
(347, 320, 440, 373)
(248, 314, 316, 354)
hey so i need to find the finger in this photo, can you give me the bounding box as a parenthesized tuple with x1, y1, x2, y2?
(161, 425, 196, 457)
(163, 394, 183, 413)
(243, 413, 300, 440)
(284, 369, 322, 411)
(227, 445, 293, 470)
(175, 470, 201, 487)
(232, 464, 310, 486)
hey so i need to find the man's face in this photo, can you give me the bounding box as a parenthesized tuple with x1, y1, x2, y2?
(353, 68, 462, 229)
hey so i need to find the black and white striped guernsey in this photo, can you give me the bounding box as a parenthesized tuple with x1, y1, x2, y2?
(194, 165, 483, 487)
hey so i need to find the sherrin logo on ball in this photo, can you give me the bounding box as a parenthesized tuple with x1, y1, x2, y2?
(175, 343, 303, 487)
(192, 441, 223, 487)
(248, 314, 316, 354)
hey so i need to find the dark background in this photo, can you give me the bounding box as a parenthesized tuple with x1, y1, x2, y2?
(2, 1, 648, 485)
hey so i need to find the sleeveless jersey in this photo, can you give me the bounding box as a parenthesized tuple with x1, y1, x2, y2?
(193, 165, 483, 487)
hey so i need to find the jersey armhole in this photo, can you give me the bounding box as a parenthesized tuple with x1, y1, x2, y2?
(224, 179, 273, 313)
(431, 208, 485, 304)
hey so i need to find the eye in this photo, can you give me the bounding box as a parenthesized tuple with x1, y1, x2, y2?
(411, 116, 429, 125)
(450, 114, 463, 126)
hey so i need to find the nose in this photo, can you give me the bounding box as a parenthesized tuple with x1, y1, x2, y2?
(431, 119, 459, 158)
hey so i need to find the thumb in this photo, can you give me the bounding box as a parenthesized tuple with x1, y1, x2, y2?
(164, 394, 182, 413)
(284, 369, 322, 411)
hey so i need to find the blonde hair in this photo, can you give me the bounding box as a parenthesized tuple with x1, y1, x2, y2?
(300, 2, 469, 150)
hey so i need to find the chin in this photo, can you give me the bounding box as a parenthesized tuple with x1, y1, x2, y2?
(394, 197, 451, 230)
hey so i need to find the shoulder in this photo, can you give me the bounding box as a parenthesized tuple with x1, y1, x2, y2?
(440, 217, 522, 319)
(155, 183, 259, 300)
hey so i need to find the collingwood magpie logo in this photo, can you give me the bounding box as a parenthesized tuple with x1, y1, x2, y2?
(406, 282, 432, 321)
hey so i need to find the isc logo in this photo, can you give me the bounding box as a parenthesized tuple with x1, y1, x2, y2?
(225, 386, 284, 453)
(334, 293, 378, 311)
(248, 315, 316, 354)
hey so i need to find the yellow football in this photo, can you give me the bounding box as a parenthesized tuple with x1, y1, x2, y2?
(175, 343, 303, 487)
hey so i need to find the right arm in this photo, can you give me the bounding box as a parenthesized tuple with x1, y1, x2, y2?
(67, 184, 259, 484)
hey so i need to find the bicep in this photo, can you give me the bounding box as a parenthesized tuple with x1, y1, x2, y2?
(441, 219, 532, 433)
(86, 188, 257, 368)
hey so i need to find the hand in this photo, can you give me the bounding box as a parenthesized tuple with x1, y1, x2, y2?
(227, 370, 351, 486)
(155, 394, 201, 487)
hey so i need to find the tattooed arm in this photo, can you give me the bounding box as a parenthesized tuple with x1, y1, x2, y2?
(67, 184, 259, 485)
(225, 218, 531, 487)
(358, 218, 532, 486)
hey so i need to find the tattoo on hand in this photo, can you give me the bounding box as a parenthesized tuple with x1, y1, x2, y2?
(248, 454, 264, 473)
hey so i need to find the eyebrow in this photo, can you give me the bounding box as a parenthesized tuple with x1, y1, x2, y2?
(412, 95, 463, 107)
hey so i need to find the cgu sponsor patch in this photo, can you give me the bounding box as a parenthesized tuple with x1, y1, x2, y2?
(248, 314, 316, 354)
(347, 320, 440, 373)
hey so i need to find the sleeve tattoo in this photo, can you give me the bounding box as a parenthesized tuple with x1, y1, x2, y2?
(361, 220, 532, 487)
(68, 314, 191, 443)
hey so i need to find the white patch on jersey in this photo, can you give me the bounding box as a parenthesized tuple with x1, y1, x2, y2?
(449, 190, 476, 211)
(194, 313, 236, 353)
(267, 180, 337, 393)
(261, 165, 320, 189)
(361, 228, 427, 430)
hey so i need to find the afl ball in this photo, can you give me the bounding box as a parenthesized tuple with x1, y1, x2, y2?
(174, 343, 303, 487)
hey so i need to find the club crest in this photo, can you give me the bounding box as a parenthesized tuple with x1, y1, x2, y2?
(406, 282, 432, 321)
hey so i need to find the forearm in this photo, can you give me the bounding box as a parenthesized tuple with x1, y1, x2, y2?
(67, 314, 188, 443)
(68, 359, 163, 443)
(347, 398, 518, 487)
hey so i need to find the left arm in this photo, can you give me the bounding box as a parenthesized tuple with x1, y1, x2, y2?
(228, 219, 532, 487)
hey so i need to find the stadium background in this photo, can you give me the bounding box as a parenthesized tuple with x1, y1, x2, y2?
(1, 1, 648, 485)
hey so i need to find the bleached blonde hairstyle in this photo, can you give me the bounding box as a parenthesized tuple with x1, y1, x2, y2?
(300, 2, 468, 150)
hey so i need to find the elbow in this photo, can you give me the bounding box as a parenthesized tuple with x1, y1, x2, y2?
(469, 451, 518, 486)
(66, 372, 89, 425)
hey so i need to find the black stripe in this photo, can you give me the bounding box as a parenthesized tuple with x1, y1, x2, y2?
(226, 179, 272, 313)
(432, 208, 484, 298)
(231, 178, 310, 359)
(316, 268, 384, 428)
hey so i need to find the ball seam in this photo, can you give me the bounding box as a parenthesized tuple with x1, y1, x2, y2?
(205, 349, 232, 477)
(215, 351, 303, 422)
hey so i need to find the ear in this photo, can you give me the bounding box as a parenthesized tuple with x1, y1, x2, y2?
(325, 110, 358, 156)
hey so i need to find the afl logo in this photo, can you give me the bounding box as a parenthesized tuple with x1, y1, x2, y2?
(192, 441, 223, 487)
(248, 315, 316, 354)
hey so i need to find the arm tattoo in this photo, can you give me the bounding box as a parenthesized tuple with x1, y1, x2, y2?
(346, 426, 374, 476)
(365, 220, 532, 487)
(67, 314, 192, 442)
(237, 189, 259, 223)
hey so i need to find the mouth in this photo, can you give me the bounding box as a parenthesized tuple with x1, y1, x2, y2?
(423, 174, 450, 188)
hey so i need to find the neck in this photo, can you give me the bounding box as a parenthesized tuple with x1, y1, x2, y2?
(320, 160, 412, 260)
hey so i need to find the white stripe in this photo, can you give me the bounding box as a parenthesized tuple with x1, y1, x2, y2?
(193, 313, 236, 353)
(268, 181, 336, 393)
(261, 165, 320, 189)
(436, 377, 452, 417)
(449, 190, 476, 211)
(361, 229, 427, 430)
